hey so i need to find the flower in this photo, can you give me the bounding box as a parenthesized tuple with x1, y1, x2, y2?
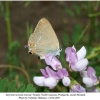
(33, 66, 59, 89)
(65, 46, 88, 72)
(80, 66, 99, 87)
(45, 54, 62, 70)
(32, 45, 100, 92)
(57, 68, 70, 86)
(87, 86, 100, 92)
(33, 66, 70, 89)
(70, 84, 86, 92)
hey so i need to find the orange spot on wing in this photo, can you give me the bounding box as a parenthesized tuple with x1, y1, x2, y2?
(31, 49, 34, 54)
(30, 43, 34, 47)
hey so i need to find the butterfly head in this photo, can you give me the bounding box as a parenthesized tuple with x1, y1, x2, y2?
(25, 43, 35, 55)
(56, 48, 62, 56)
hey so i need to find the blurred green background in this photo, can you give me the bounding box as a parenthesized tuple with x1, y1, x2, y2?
(0, 1, 100, 92)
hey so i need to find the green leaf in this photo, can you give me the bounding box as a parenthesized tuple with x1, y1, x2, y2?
(44, 88, 50, 92)
(16, 84, 25, 92)
(74, 3, 81, 16)
(8, 80, 16, 92)
(63, 33, 70, 47)
(26, 21, 33, 39)
(24, 1, 31, 7)
(0, 1, 5, 15)
(6, 40, 21, 66)
(72, 24, 82, 44)
(76, 23, 89, 44)
(0, 78, 8, 92)
(65, 8, 75, 17)
(60, 50, 66, 67)
(9, 41, 20, 51)
(25, 84, 36, 92)
(0, 78, 2, 84)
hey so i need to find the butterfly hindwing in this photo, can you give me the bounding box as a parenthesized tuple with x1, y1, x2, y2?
(28, 18, 60, 59)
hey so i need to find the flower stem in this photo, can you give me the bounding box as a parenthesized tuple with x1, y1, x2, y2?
(88, 12, 100, 17)
(5, 1, 12, 47)
(0, 65, 31, 83)
(86, 46, 100, 59)
(88, 2, 95, 47)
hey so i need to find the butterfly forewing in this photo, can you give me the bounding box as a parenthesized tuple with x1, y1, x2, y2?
(28, 18, 60, 58)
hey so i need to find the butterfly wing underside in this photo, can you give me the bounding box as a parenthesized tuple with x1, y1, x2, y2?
(28, 18, 60, 58)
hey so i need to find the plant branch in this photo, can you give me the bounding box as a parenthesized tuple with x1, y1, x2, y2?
(0, 65, 31, 83)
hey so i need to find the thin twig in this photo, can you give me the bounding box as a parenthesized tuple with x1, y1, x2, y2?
(0, 65, 31, 83)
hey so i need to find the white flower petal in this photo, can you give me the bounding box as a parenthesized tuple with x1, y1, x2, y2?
(77, 46, 86, 60)
(33, 76, 45, 86)
(80, 71, 88, 77)
(72, 45, 76, 51)
(75, 58, 88, 71)
(83, 77, 94, 87)
(62, 76, 70, 86)
(43, 77, 58, 89)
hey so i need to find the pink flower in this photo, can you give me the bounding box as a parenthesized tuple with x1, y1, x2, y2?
(80, 66, 99, 87)
(33, 67, 70, 89)
(87, 86, 100, 92)
(45, 54, 62, 70)
(57, 68, 70, 86)
(70, 84, 86, 92)
(65, 46, 88, 72)
(33, 67, 59, 89)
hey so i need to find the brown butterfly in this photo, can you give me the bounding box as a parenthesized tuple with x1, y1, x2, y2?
(25, 18, 62, 59)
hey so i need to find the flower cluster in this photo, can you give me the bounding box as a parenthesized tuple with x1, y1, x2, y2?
(33, 46, 100, 92)
(33, 54, 70, 89)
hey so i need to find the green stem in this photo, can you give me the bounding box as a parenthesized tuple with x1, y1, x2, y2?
(88, 2, 95, 46)
(76, 21, 90, 44)
(86, 46, 100, 59)
(5, 1, 12, 76)
(86, 52, 99, 59)
(5, 1, 12, 47)
(92, 47, 100, 52)
(26, 21, 30, 72)
(88, 12, 100, 17)
(95, 1, 100, 10)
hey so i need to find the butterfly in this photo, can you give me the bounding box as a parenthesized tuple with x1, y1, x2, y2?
(25, 18, 62, 59)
